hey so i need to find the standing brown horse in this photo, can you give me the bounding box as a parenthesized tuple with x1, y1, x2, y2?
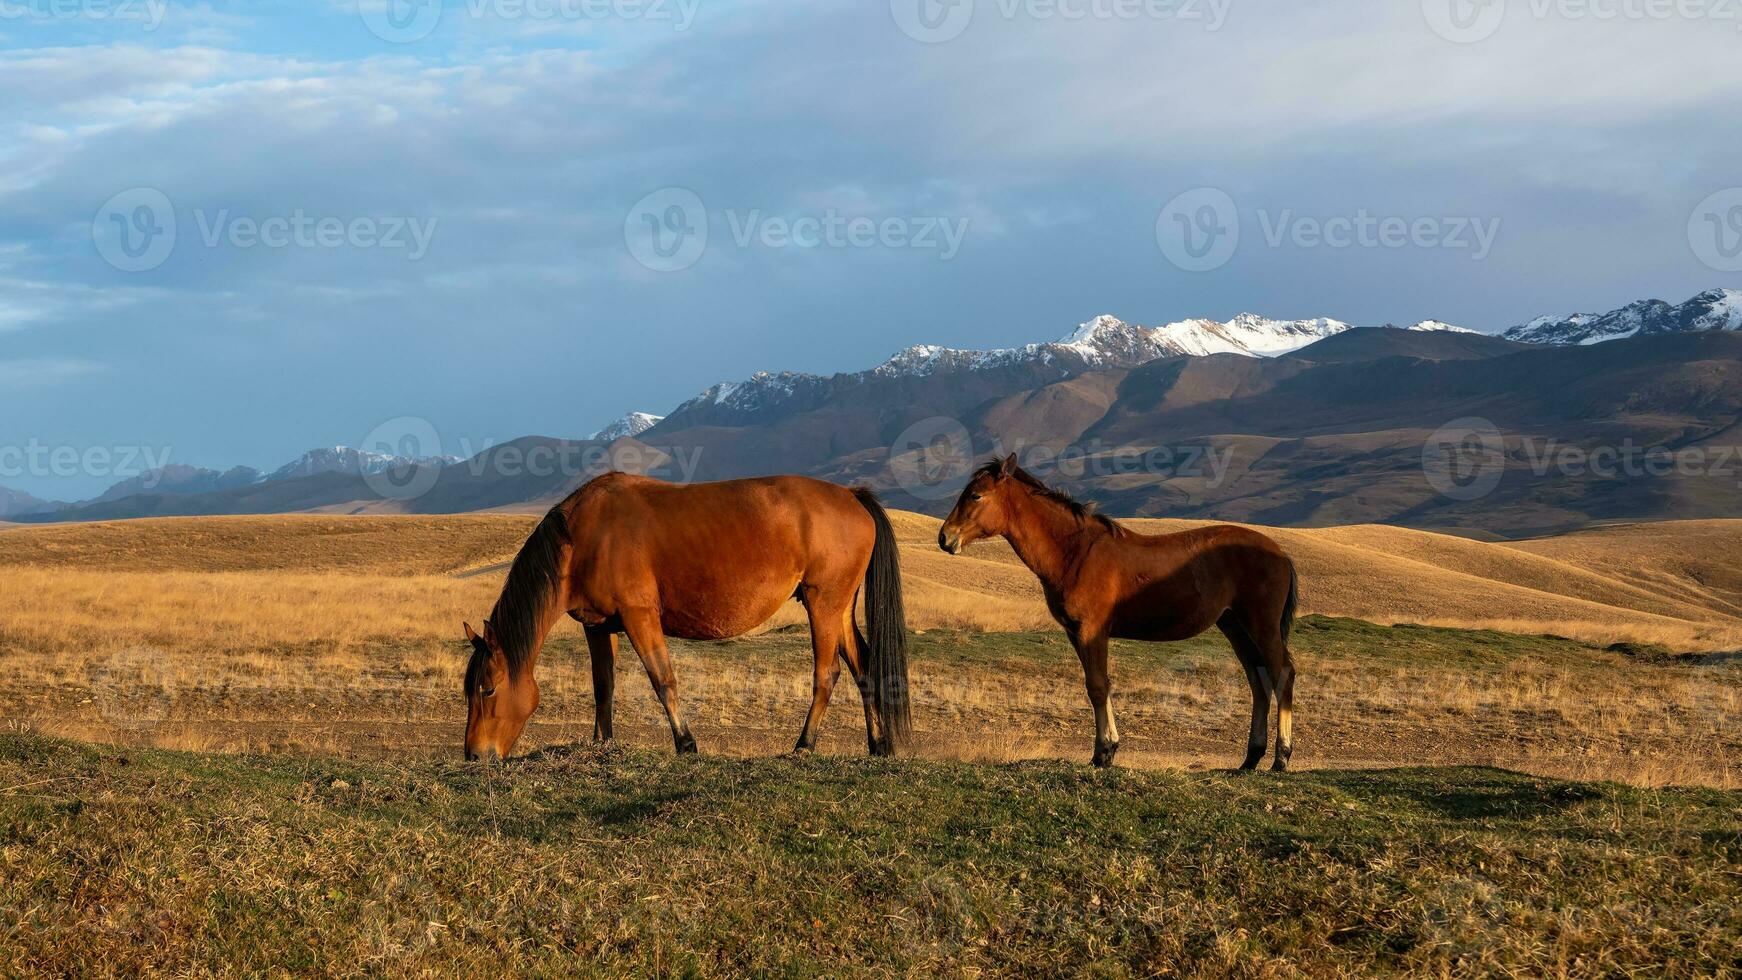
(939, 455, 1298, 770)
(463, 472, 911, 761)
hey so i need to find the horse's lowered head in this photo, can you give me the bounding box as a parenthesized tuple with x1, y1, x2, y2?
(938, 453, 1022, 554)
(462, 619, 538, 761)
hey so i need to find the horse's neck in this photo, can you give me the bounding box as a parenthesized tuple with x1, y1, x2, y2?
(1001, 492, 1093, 591)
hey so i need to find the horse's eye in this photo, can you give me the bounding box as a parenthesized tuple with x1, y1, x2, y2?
(969, 493, 983, 501)
(480, 687, 496, 698)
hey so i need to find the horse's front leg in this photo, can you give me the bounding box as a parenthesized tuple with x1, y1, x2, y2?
(1071, 631, 1120, 768)
(584, 626, 616, 742)
(622, 608, 696, 754)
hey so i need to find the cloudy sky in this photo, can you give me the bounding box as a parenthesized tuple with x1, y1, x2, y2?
(1, 0, 1737, 498)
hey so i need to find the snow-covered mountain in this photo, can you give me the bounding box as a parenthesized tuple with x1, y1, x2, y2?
(267, 446, 461, 483)
(592, 412, 664, 441)
(670, 312, 1472, 424)
(1504, 288, 1742, 345)
(872, 313, 1401, 375)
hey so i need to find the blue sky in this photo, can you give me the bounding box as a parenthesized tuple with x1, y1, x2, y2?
(2, 0, 1738, 499)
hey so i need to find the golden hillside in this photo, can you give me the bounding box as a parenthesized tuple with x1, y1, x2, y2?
(3, 512, 1739, 649)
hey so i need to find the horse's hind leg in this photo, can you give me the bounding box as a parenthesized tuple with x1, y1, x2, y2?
(1256, 627, 1296, 772)
(622, 608, 696, 754)
(1218, 612, 1271, 770)
(1271, 654, 1295, 771)
(793, 585, 848, 755)
(839, 598, 888, 757)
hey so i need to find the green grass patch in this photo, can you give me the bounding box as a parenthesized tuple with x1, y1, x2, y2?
(2, 731, 1737, 976)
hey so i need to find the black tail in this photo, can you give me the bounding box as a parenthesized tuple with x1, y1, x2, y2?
(1280, 558, 1298, 647)
(853, 488, 912, 753)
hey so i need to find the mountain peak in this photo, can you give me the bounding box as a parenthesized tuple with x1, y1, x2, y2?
(592, 411, 664, 442)
(1058, 314, 1132, 345)
(267, 446, 460, 484)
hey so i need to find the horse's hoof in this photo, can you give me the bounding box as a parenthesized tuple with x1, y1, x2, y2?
(675, 734, 698, 755)
(868, 738, 894, 758)
(1091, 742, 1119, 768)
(1240, 748, 1265, 770)
(1271, 759, 1290, 773)
(789, 746, 814, 759)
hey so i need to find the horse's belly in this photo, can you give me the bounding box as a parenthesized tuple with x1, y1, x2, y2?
(1109, 599, 1220, 642)
(659, 576, 797, 640)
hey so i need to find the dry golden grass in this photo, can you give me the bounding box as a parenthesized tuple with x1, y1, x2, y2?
(1, 512, 1738, 788)
(6, 511, 1741, 647)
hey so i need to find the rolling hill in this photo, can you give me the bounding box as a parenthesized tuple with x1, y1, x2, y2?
(4, 511, 1737, 649)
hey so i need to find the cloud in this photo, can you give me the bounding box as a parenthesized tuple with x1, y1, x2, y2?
(0, 0, 1735, 498)
(0, 357, 103, 387)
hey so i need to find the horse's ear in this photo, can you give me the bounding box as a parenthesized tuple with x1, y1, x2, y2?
(464, 621, 490, 653)
(998, 453, 1018, 478)
(482, 619, 500, 648)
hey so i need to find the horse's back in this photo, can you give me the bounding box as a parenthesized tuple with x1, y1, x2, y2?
(563, 473, 875, 639)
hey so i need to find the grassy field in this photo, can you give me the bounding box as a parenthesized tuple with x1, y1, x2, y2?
(0, 515, 1738, 786)
(3, 730, 1738, 976)
(2, 513, 1740, 973)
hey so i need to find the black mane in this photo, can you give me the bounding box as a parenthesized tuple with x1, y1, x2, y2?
(470, 504, 572, 684)
(975, 459, 1126, 537)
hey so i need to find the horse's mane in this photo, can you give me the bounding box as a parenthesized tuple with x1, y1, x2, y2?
(978, 459, 1127, 538)
(473, 504, 572, 683)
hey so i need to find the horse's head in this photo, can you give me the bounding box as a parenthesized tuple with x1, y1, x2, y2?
(939, 453, 1019, 554)
(462, 620, 538, 761)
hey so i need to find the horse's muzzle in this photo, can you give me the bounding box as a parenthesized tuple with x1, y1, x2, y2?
(938, 528, 961, 555)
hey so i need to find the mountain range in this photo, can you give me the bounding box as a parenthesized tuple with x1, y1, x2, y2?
(1502, 288, 1742, 345)
(6, 288, 1739, 536)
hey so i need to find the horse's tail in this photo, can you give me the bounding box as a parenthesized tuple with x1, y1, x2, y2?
(853, 487, 912, 754)
(1280, 557, 1299, 647)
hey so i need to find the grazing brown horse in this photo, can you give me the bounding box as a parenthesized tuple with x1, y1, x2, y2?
(463, 472, 911, 761)
(939, 455, 1298, 770)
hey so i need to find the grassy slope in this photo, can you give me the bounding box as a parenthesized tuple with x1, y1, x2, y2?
(6, 512, 1741, 647)
(2, 732, 1737, 976)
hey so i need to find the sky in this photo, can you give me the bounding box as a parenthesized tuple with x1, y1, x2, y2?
(2, 0, 1739, 499)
